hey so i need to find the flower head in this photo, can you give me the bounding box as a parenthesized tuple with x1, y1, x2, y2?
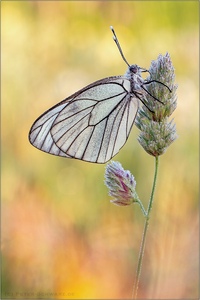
(135, 52, 178, 156)
(104, 161, 138, 206)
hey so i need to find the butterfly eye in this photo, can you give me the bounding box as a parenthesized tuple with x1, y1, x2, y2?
(129, 65, 138, 74)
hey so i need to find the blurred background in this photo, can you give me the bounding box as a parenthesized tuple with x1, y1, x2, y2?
(2, 1, 198, 299)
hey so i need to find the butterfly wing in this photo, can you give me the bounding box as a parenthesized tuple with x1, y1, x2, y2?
(29, 76, 139, 163)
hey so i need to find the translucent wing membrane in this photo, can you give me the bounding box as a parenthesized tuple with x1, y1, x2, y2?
(29, 103, 70, 157)
(29, 76, 139, 163)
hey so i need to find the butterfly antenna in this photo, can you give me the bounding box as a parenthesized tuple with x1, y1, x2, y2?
(110, 26, 130, 67)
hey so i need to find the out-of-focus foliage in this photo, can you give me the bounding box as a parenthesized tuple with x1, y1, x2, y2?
(2, 1, 198, 299)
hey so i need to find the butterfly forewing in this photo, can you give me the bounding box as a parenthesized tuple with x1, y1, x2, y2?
(29, 76, 139, 163)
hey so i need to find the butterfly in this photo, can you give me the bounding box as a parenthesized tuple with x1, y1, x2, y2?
(29, 26, 170, 163)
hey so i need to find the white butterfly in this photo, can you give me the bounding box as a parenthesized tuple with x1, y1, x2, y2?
(29, 26, 168, 163)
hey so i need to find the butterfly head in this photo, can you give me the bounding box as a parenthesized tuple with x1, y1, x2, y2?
(125, 64, 150, 82)
(129, 64, 140, 74)
(125, 64, 143, 80)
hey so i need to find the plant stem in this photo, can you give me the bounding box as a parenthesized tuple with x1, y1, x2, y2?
(132, 156, 159, 299)
(136, 199, 147, 217)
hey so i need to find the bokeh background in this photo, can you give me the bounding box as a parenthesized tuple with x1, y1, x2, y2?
(2, 1, 199, 299)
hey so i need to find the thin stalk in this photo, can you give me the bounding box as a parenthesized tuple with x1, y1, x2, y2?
(136, 199, 147, 217)
(132, 156, 159, 299)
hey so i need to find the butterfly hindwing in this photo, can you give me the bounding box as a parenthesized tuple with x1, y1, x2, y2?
(29, 76, 139, 163)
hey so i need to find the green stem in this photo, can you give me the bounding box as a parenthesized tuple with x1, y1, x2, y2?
(132, 156, 159, 299)
(136, 199, 147, 217)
